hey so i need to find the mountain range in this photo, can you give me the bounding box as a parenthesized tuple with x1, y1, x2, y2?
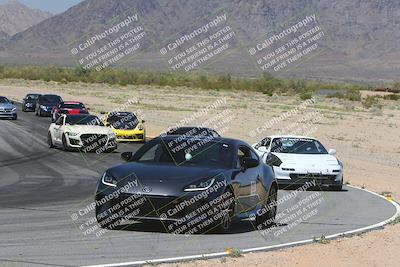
(0, 0, 399, 82)
(0, 0, 51, 36)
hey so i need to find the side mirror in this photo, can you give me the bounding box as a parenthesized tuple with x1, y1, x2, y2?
(121, 152, 133, 162)
(100, 111, 106, 114)
(257, 146, 268, 153)
(266, 153, 282, 167)
(141, 120, 145, 123)
(241, 157, 259, 170)
(86, 107, 91, 111)
(10, 100, 14, 104)
(328, 149, 337, 156)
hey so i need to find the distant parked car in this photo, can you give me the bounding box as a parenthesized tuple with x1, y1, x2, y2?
(22, 93, 41, 112)
(0, 96, 17, 120)
(253, 135, 343, 190)
(51, 101, 89, 122)
(35, 94, 63, 117)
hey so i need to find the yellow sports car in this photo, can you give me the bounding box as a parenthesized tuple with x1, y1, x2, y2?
(103, 112, 145, 142)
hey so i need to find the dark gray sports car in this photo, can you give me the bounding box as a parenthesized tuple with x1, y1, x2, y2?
(95, 135, 278, 233)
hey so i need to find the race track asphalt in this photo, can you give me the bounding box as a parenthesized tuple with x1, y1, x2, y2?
(0, 105, 397, 267)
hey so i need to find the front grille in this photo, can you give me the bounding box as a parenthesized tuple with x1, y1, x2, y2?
(112, 194, 203, 220)
(80, 134, 108, 149)
(290, 173, 336, 180)
(111, 195, 176, 219)
(118, 134, 144, 140)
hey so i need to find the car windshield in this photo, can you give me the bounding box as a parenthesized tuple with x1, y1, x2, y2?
(26, 94, 39, 100)
(0, 97, 10, 103)
(61, 103, 84, 109)
(271, 138, 328, 154)
(108, 113, 138, 130)
(65, 115, 104, 126)
(135, 139, 232, 168)
(42, 95, 61, 103)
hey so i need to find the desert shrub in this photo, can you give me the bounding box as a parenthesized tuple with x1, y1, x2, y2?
(326, 92, 345, 99)
(300, 91, 313, 100)
(345, 89, 361, 101)
(383, 94, 400, 101)
(362, 96, 379, 109)
(0, 65, 373, 99)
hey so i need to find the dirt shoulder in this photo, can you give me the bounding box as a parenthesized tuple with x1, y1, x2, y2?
(1, 79, 399, 266)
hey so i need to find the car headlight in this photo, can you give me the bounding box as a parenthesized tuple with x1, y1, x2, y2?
(137, 124, 144, 131)
(40, 105, 48, 110)
(108, 133, 116, 139)
(101, 172, 117, 187)
(12, 107, 17, 112)
(184, 178, 215, 192)
(66, 132, 79, 136)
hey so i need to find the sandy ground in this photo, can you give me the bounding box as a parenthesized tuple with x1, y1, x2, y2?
(1, 79, 399, 266)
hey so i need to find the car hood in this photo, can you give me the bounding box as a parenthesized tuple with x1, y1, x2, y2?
(273, 153, 340, 168)
(64, 125, 112, 135)
(107, 163, 227, 195)
(0, 103, 15, 109)
(41, 102, 58, 107)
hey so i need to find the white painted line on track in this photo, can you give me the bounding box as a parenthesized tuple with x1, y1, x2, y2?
(82, 185, 400, 267)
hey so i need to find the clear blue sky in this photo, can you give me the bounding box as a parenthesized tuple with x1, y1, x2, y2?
(0, 0, 84, 14)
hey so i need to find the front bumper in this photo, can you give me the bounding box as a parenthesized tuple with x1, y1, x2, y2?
(39, 107, 52, 116)
(95, 181, 227, 230)
(113, 130, 146, 142)
(0, 111, 17, 118)
(23, 103, 35, 111)
(66, 134, 117, 152)
(274, 166, 343, 188)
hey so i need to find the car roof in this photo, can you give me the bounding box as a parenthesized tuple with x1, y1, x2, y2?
(156, 135, 244, 145)
(268, 135, 316, 140)
(64, 114, 96, 118)
(41, 94, 60, 97)
(63, 101, 82, 104)
(109, 111, 133, 116)
(167, 126, 218, 133)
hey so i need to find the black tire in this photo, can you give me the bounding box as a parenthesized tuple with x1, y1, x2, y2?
(12, 115, 17, 120)
(47, 132, 55, 148)
(215, 189, 235, 233)
(256, 185, 278, 228)
(330, 185, 343, 191)
(62, 134, 70, 151)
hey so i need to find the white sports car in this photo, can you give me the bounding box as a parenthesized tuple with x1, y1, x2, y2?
(253, 135, 343, 190)
(47, 114, 117, 153)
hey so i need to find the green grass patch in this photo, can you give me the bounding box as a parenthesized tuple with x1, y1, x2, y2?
(0, 65, 373, 97)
